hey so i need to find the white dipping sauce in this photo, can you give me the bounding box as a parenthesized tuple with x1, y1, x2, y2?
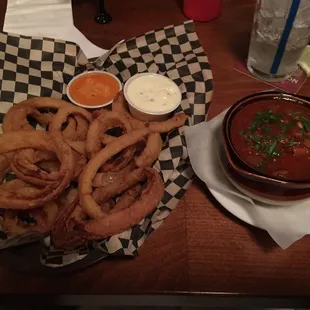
(126, 74, 181, 113)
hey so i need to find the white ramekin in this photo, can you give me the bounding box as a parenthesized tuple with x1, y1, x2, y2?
(67, 71, 122, 109)
(124, 73, 181, 121)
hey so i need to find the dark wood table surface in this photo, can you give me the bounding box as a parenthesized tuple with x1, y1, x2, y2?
(1, 0, 310, 306)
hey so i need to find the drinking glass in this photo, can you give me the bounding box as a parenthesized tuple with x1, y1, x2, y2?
(247, 0, 310, 82)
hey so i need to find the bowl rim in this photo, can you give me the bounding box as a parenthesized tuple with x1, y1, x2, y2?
(222, 91, 310, 185)
(66, 70, 122, 109)
(123, 72, 182, 116)
(217, 145, 310, 204)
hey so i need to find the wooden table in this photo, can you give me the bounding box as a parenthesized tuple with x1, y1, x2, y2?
(1, 0, 310, 307)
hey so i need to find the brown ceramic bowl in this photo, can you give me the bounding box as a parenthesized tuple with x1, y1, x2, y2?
(221, 91, 310, 202)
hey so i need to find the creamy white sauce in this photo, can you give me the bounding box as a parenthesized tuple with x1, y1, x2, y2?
(126, 74, 181, 113)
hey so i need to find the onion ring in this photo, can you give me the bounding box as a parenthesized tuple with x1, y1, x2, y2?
(136, 133, 162, 167)
(62, 116, 77, 140)
(11, 149, 60, 186)
(110, 183, 142, 213)
(2, 105, 53, 133)
(86, 110, 132, 159)
(92, 161, 136, 188)
(75, 115, 90, 141)
(92, 168, 145, 205)
(112, 92, 144, 129)
(146, 114, 188, 133)
(48, 106, 92, 141)
(76, 167, 164, 239)
(100, 145, 135, 172)
(67, 141, 86, 156)
(0, 155, 11, 183)
(112, 92, 188, 132)
(38, 160, 60, 173)
(100, 199, 116, 213)
(0, 199, 59, 236)
(86, 110, 135, 172)
(0, 131, 74, 209)
(17, 97, 73, 110)
(51, 188, 88, 249)
(79, 127, 151, 219)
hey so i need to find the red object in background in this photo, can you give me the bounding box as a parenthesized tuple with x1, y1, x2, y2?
(183, 0, 222, 22)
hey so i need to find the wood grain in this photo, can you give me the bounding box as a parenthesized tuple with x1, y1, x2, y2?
(0, 199, 188, 294)
(1, 0, 310, 297)
(186, 179, 310, 296)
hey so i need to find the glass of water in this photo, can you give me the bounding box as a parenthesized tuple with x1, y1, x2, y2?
(247, 0, 310, 82)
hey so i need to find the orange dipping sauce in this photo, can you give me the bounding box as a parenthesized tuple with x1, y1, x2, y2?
(68, 72, 121, 107)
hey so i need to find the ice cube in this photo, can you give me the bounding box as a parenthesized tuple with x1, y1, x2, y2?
(274, 0, 290, 18)
(295, 5, 310, 26)
(260, 0, 274, 18)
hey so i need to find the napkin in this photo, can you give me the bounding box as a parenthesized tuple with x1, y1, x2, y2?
(3, 0, 108, 59)
(298, 45, 310, 78)
(185, 110, 310, 249)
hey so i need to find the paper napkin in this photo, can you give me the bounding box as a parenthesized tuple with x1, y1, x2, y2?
(185, 110, 310, 249)
(3, 0, 107, 59)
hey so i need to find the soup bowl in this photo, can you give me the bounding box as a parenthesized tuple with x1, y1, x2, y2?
(221, 91, 310, 202)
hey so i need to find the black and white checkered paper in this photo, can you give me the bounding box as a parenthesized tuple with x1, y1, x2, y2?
(0, 21, 213, 268)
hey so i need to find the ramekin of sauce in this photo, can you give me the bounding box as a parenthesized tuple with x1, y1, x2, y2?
(124, 73, 182, 121)
(67, 71, 122, 109)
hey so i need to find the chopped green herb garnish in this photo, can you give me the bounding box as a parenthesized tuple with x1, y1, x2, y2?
(279, 123, 294, 132)
(263, 126, 271, 133)
(254, 110, 281, 124)
(275, 135, 285, 141)
(248, 122, 257, 132)
(272, 149, 281, 157)
(268, 140, 277, 156)
(287, 140, 299, 146)
(301, 118, 310, 132)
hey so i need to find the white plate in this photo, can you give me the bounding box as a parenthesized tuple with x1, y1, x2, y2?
(209, 174, 265, 229)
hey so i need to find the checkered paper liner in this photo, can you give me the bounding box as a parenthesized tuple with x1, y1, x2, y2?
(0, 21, 213, 268)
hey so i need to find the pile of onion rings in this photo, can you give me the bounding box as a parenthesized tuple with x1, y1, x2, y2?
(0, 92, 188, 249)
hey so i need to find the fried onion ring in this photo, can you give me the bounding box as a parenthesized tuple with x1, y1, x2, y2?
(146, 114, 188, 133)
(17, 97, 73, 110)
(51, 188, 88, 249)
(0, 155, 11, 183)
(67, 141, 86, 156)
(79, 128, 151, 219)
(112, 92, 144, 129)
(0, 199, 59, 236)
(92, 161, 136, 188)
(86, 110, 132, 159)
(11, 149, 60, 186)
(48, 106, 93, 141)
(62, 116, 77, 140)
(136, 133, 162, 167)
(76, 167, 164, 239)
(110, 183, 142, 213)
(92, 168, 145, 205)
(0, 131, 74, 209)
(100, 145, 135, 172)
(112, 92, 188, 132)
(2, 105, 52, 133)
(85, 110, 135, 172)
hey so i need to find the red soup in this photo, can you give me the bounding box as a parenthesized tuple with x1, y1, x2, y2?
(230, 100, 310, 180)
